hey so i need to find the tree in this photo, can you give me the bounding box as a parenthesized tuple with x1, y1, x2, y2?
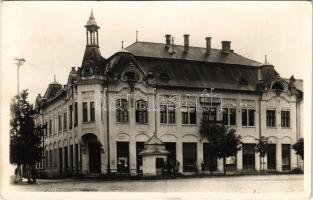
(292, 138, 304, 160)
(201, 122, 241, 175)
(218, 126, 241, 174)
(255, 136, 270, 173)
(10, 90, 44, 183)
(200, 123, 220, 174)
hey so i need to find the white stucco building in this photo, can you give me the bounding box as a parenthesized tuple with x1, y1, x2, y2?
(34, 11, 303, 177)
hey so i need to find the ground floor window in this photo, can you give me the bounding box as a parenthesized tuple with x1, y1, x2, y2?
(183, 143, 197, 172)
(267, 144, 276, 170)
(59, 148, 63, 174)
(64, 147, 68, 172)
(49, 150, 53, 167)
(117, 142, 129, 173)
(75, 144, 79, 172)
(45, 150, 48, 168)
(164, 142, 177, 175)
(136, 142, 144, 174)
(70, 145, 73, 173)
(282, 144, 291, 171)
(53, 149, 57, 167)
(203, 143, 217, 172)
(242, 143, 255, 170)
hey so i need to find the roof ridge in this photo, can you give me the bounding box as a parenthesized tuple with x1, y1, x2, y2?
(127, 41, 222, 51)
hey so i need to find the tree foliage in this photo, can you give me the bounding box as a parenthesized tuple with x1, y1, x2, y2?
(10, 90, 44, 167)
(200, 122, 241, 174)
(255, 136, 270, 158)
(292, 138, 304, 160)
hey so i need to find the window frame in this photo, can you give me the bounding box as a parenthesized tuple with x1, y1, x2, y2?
(63, 112, 67, 130)
(222, 107, 236, 126)
(160, 104, 176, 124)
(241, 108, 255, 127)
(116, 98, 129, 123)
(281, 110, 290, 128)
(90, 101, 95, 122)
(182, 105, 197, 125)
(266, 109, 276, 128)
(82, 102, 88, 122)
(74, 102, 78, 127)
(136, 100, 148, 124)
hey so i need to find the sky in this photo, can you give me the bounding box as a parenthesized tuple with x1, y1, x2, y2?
(1, 1, 311, 104)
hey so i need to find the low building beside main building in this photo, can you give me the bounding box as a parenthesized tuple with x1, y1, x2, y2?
(34, 11, 303, 177)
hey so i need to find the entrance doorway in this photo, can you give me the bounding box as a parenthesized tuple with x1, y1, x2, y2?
(282, 144, 291, 171)
(59, 148, 63, 175)
(165, 142, 176, 162)
(117, 142, 129, 174)
(183, 143, 197, 172)
(267, 144, 276, 170)
(136, 142, 144, 174)
(203, 143, 217, 171)
(64, 146, 68, 173)
(242, 143, 255, 170)
(89, 142, 101, 173)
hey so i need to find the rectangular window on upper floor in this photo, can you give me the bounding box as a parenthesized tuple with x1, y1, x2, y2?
(266, 110, 276, 127)
(49, 119, 52, 135)
(202, 107, 216, 124)
(116, 98, 128, 123)
(242, 108, 255, 127)
(223, 108, 236, 126)
(90, 101, 95, 122)
(182, 106, 196, 125)
(63, 112, 67, 130)
(74, 102, 78, 127)
(281, 110, 290, 128)
(160, 105, 176, 124)
(69, 105, 73, 129)
(58, 114, 62, 131)
(83, 102, 88, 122)
(136, 100, 148, 124)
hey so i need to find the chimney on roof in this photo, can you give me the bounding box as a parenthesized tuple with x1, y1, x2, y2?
(183, 34, 190, 53)
(165, 34, 171, 49)
(258, 67, 263, 83)
(221, 41, 232, 53)
(205, 37, 212, 55)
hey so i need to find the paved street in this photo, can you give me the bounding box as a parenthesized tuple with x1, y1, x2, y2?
(12, 174, 303, 193)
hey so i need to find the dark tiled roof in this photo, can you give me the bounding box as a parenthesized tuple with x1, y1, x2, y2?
(134, 56, 270, 91)
(43, 83, 63, 100)
(126, 41, 261, 66)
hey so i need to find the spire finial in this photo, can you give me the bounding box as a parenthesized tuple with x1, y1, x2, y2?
(52, 74, 58, 84)
(121, 41, 124, 49)
(264, 54, 267, 64)
(90, 9, 95, 19)
(136, 30, 138, 42)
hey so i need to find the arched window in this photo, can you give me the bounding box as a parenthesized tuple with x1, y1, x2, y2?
(136, 100, 148, 124)
(116, 99, 128, 123)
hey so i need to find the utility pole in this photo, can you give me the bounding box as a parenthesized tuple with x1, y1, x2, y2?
(14, 58, 26, 95)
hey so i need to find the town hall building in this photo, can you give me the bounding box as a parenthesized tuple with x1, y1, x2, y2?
(34, 11, 303, 177)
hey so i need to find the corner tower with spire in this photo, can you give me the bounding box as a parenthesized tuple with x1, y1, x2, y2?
(81, 10, 105, 76)
(85, 9, 99, 47)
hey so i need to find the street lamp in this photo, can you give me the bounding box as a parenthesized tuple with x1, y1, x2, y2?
(13, 58, 26, 95)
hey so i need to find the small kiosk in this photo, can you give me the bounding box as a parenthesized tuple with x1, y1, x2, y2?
(139, 134, 169, 176)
